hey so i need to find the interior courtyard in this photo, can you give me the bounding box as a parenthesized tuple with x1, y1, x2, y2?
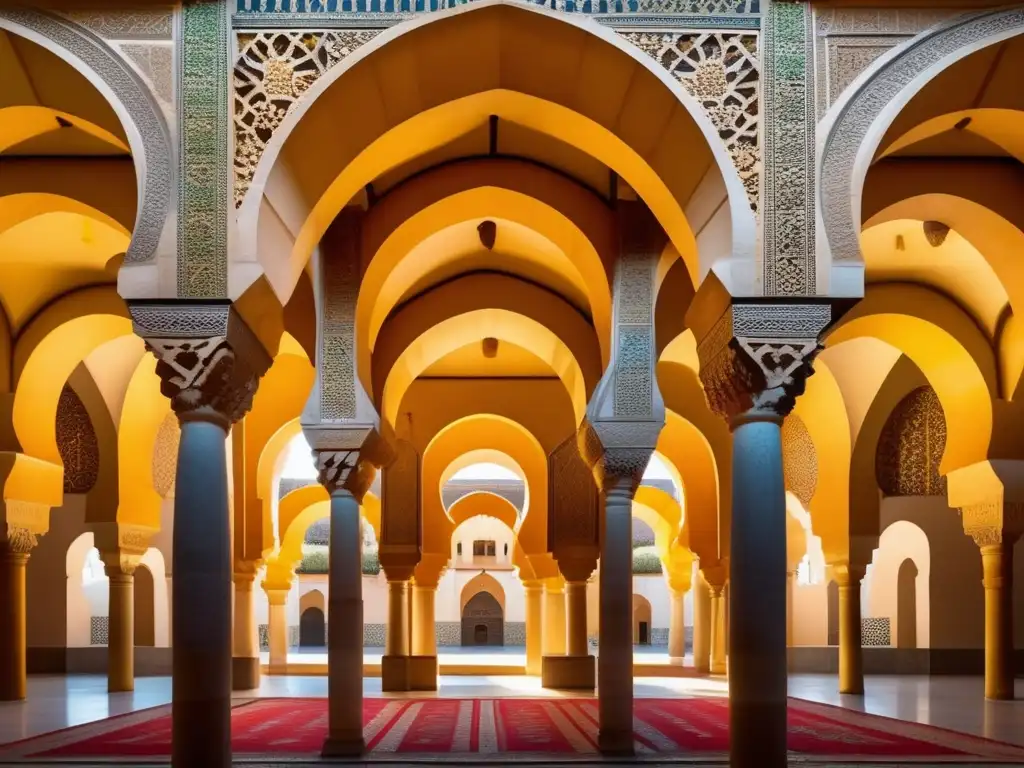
(1, 0, 1023, 765)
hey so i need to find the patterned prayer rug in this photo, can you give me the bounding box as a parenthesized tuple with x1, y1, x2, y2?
(3, 697, 1024, 763)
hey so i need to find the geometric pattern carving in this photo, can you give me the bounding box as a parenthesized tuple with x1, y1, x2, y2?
(548, 435, 600, 556)
(782, 414, 816, 507)
(152, 413, 180, 498)
(62, 9, 173, 39)
(761, 0, 815, 295)
(861, 617, 890, 647)
(619, 31, 760, 211)
(57, 385, 100, 495)
(179, 1, 230, 297)
(236, 0, 761, 14)
(233, 29, 381, 207)
(876, 386, 946, 498)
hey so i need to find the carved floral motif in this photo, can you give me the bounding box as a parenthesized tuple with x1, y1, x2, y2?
(57, 385, 100, 495)
(619, 31, 759, 211)
(233, 30, 381, 206)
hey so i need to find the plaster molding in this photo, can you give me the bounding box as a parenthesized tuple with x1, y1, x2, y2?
(61, 8, 174, 40)
(818, 7, 1024, 280)
(0, 8, 173, 270)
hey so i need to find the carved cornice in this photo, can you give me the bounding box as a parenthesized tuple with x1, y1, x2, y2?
(130, 301, 272, 428)
(696, 302, 831, 423)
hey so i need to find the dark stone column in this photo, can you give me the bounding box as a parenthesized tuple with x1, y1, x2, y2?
(131, 302, 270, 768)
(693, 298, 830, 768)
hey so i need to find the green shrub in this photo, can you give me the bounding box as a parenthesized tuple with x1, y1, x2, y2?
(361, 550, 380, 575)
(632, 546, 662, 575)
(297, 546, 328, 574)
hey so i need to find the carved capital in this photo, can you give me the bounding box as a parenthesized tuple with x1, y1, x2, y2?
(313, 449, 374, 500)
(696, 302, 831, 424)
(830, 562, 866, 588)
(962, 501, 1024, 549)
(103, 555, 140, 579)
(577, 418, 659, 492)
(0, 499, 50, 555)
(130, 301, 272, 429)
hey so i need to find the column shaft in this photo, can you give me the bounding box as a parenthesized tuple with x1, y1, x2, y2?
(106, 569, 135, 693)
(524, 582, 543, 675)
(838, 569, 864, 695)
(597, 478, 634, 755)
(543, 585, 566, 656)
(0, 552, 28, 701)
(411, 585, 436, 656)
(710, 588, 727, 674)
(693, 573, 711, 674)
(786, 571, 795, 647)
(668, 590, 685, 664)
(981, 544, 1014, 700)
(323, 489, 364, 755)
(267, 593, 288, 671)
(232, 575, 260, 690)
(385, 580, 410, 657)
(565, 581, 588, 657)
(729, 416, 787, 768)
(172, 419, 232, 768)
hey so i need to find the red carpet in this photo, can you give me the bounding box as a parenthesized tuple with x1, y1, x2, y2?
(3, 697, 1024, 761)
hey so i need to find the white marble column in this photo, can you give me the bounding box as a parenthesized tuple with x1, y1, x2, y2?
(597, 476, 635, 754)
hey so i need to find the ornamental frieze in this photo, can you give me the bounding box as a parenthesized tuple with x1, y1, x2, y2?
(236, 0, 760, 15)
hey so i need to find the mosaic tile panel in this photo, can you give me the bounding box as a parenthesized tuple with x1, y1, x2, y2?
(761, 0, 815, 295)
(650, 627, 669, 646)
(179, 0, 230, 297)
(862, 617, 891, 647)
(90, 616, 109, 646)
(258, 623, 269, 650)
(363, 623, 386, 646)
(502, 621, 526, 647)
(436, 621, 462, 647)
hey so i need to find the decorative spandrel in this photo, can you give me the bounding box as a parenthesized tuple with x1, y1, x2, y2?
(781, 413, 816, 507)
(876, 386, 947, 498)
(619, 31, 759, 212)
(56, 385, 100, 495)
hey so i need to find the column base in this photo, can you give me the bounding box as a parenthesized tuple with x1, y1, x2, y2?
(232, 656, 261, 690)
(541, 655, 595, 690)
(710, 661, 727, 675)
(382, 655, 410, 692)
(321, 732, 365, 757)
(669, 656, 685, 666)
(598, 728, 634, 756)
(409, 655, 438, 691)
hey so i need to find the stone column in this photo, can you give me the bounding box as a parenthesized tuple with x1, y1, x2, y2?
(693, 571, 711, 674)
(232, 571, 260, 689)
(786, 570, 796, 647)
(266, 588, 289, 673)
(543, 579, 567, 656)
(709, 584, 728, 674)
(411, 583, 437, 657)
(385, 577, 411, 657)
(105, 565, 136, 692)
(692, 298, 828, 768)
(981, 544, 1014, 700)
(565, 580, 589, 657)
(958, 499, 1023, 701)
(668, 589, 686, 665)
(0, 533, 32, 701)
(314, 449, 377, 756)
(524, 579, 544, 675)
(597, 475, 637, 755)
(132, 301, 271, 768)
(835, 563, 865, 695)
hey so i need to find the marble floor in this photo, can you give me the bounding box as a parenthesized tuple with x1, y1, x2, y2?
(1, 673, 1022, 752)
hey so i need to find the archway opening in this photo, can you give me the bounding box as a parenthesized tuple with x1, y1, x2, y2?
(896, 559, 919, 650)
(461, 592, 503, 647)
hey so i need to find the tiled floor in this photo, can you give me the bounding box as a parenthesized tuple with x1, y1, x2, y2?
(1, 672, 1022, 756)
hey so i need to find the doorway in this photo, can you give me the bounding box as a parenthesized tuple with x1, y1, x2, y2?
(299, 607, 326, 647)
(461, 592, 503, 646)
